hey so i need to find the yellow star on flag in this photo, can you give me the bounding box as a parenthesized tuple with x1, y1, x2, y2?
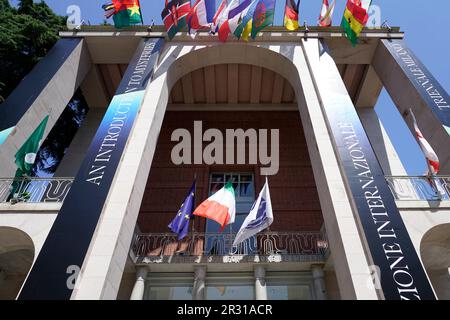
(128, 5, 141, 17)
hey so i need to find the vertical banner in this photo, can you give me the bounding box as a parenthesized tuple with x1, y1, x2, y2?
(0, 38, 82, 131)
(19, 38, 164, 300)
(380, 39, 450, 136)
(302, 39, 436, 300)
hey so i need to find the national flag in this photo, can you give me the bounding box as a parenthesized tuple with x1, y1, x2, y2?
(218, 0, 252, 42)
(233, 0, 259, 39)
(284, 0, 300, 31)
(410, 110, 440, 175)
(251, 0, 275, 39)
(15, 116, 49, 176)
(189, 0, 217, 35)
(211, 0, 227, 33)
(162, 0, 192, 40)
(318, 0, 336, 27)
(233, 178, 273, 247)
(103, 0, 143, 28)
(341, 0, 371, 46)
(193, 181, 236, 231)
(168, 180, 196, 240)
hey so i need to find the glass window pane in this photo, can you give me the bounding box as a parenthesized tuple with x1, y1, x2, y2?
(147, 286, 193, 300)
(267, 284, 312, 300)
(206, 285, 255, 300)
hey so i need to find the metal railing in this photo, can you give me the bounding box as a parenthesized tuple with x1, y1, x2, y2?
(0, 177, 74, 204)
(385, 176, 450, 201)
(132, 231, 328, 259)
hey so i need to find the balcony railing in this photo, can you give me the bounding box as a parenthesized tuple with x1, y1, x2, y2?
(132, 231, 328, 263)
(0, 177, 74, 204)
(385, 176, 450, 201)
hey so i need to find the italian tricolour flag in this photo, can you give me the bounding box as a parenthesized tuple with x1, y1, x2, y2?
(193, 181, 236, 231)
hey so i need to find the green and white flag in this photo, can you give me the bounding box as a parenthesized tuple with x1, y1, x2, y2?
(15, 115, 49, 175)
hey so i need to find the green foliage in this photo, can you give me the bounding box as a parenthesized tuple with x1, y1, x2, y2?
(0, 0, 66, 99)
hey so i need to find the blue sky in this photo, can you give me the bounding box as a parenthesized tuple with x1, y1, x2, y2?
(9, 0, 450, 175)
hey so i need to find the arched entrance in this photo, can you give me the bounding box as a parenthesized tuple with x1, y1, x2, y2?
(420, 224, 450, 299)
(0, 227, 34, 300)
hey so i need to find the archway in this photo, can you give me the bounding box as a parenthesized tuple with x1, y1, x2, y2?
(420, 223, 450, 300)
(0, 227, 34, 300)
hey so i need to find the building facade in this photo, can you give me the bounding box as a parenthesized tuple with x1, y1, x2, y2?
(0, 26, 449, 300)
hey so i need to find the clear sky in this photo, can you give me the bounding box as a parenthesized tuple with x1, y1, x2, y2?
(9, 0, 450, 175)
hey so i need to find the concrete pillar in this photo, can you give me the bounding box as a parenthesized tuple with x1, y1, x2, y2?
(357, 108, 407, 176)
(0, 38, 92, 177)
(372, 39, 450, 173)
(130, 267, 148, 300)
(254, 265, 267, 300)
(312, 265, 327, 300)
(192, 266, 207, 300)
(54, 108, 105, 177)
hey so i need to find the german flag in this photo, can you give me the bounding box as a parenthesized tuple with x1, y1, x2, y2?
(284, 0, 300, 31)
(161, 0, 191, 40)
(341, 0, 370, 46)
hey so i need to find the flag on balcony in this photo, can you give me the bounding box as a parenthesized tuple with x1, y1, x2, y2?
(15, 115, 49, 176)
(318, 0, 336, 27)
(341, 0, 371, 46)
(250, 0, 275, 39)
(233, 0, 258, 39)
(188, 0, 216, 36)
(193, 181, 236, 231)
(168, 180, 196, 240)
(233, 178, 273, 247)
(102, 0, 144, 28)
(218, 0, 252, 42)
(284, 0, 300, 31)
(162, 0, 192, 40)
(410, 110, 440, 175)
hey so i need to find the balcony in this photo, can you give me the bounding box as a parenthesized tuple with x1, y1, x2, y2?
(385, 176, 450, 201)
(131, 231, 329, 265)
(0, 177, 73, 204)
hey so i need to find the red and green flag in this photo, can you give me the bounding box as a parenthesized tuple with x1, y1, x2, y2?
(103, 0, 143, 28)
(341, 0, 371, 46)
(161, 0, 192, 40)
(251, 0, 275, 39)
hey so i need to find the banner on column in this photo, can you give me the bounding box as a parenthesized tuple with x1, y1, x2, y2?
(382, 39, 450, 136)
(0, 38, 83, 132)
(19, 37, 164, 300)
(304, 39, 436, 300)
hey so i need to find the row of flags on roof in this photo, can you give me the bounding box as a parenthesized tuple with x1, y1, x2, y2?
(169, 178, 273, 247)
(101, 0, 374, 46)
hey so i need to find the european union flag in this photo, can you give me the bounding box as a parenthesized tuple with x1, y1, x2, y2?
(168, 180, 196, 240)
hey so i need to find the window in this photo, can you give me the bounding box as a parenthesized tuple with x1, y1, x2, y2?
(206, 173, 256, 254)
(206, 273, 255, 300)
(144, 274, 193, 300)
(266, 273, 315, 300)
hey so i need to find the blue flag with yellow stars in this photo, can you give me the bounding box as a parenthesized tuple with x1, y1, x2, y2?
(168, 180, 196, 240)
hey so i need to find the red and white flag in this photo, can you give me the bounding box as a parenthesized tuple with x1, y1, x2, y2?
(411, 109, 440, 175)
(189, 0, 217, 36)
(318, 0, 336, 27)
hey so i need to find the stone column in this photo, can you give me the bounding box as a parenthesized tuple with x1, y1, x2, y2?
(312, 265, 327, 300)
(130, 267, 148, 300)
(254, 265, 267, 300)
(193, 266, 207, 300)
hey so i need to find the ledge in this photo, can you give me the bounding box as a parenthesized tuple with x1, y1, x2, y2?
(395, 201, 450, 210)
(0, 202, 62, 213)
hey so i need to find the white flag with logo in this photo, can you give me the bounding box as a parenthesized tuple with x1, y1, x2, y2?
(233, 178, 273, 247)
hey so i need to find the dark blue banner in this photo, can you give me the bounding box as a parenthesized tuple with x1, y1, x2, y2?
(19, 37, 164, 300)
(382, 39, 450, 136)
(314, 40, 436, 300)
